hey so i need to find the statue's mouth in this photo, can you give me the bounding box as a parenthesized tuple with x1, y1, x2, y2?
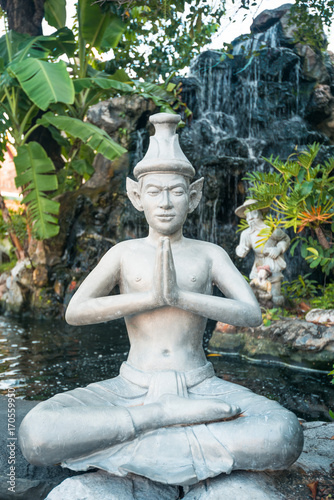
(156, 214, 175, 221)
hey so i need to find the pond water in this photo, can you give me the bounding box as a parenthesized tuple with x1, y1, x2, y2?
(0, 315, 333, 422)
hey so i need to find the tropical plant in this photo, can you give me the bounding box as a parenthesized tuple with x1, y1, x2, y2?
(101, 0, 227, 82)
(282, 274, 320, 300)
(310, 282, 334, 309)
(261, 307, 281, 326)
(0, 0, 193, 246)
(244, 143, 334, 275)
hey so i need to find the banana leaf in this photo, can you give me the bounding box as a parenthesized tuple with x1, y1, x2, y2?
(100, 15, 126, 51)
(38, 113, 127, 161)
(78, 0, 125, 50)
(0, 31, 31, 65)
(44, 0, 66, 29)
(73, 77, 133, 94)
(9, 59, 75, 111)
(38, 28, 76, 59)
(14, 142, 60, 239)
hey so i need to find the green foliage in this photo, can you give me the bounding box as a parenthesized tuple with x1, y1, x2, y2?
(304, 237, 334, 275)
(9, 59, 74, 111)
(0, 260, 17, 273)
(244, 143, 334, 275)
(288, 1, 329, 53)
(329, 364, 334, 419)
(14, 142, 60, 239)
(44, 0, 66, 30)
(282, 274, 319, 300)
(310, 282, 334, 309)
(102, 1, 226, 81)
(237, 218, 249, 233)
(0, 207, 27, 246)
(38, 113, 126, 161)
(262, 308, 281, 326)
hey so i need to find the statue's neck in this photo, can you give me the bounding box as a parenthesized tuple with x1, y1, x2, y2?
(147, 227, 184, 246)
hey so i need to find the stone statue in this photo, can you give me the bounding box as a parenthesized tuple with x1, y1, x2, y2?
(235, 200, 290, 306)
(250, 265, 273, 308)
(19, 114, 303, 489)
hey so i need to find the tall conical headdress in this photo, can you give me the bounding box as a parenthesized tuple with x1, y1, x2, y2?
(133, 113, 195, 180)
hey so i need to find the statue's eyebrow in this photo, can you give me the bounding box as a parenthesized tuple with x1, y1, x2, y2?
(144, 182, 187, 190)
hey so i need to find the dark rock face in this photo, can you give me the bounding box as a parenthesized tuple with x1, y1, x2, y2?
(250, 4, 293, 33)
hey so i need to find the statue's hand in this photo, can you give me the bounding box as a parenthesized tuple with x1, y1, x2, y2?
(162, 237, 180, 306)
(152, 237, 167, 307)
(266, 247, 281, 259)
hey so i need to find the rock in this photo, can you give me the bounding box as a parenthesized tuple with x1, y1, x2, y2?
(184, 472, 284, 499)
(306, 308, 334, 325)
(86, 95, 156, 141)
(215, 322, 237, 333)
(250, 4, 293, 33)
(296, 421, 334, 473)
(209, 319, 334, 370)
(16, 267, 34, 290)
(4, 281, 24, 314)
(28, 240, 47, 267)
(30, 287, 63, 319)
(296, 44, 329, 83)
(33, 265, 49, 288)
(85, 152, 130, 190)
(53, 279, 65, 297)
(45, 471, 180, 500)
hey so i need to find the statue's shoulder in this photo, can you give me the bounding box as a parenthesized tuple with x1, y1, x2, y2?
(107, 238, 147, 253)
(186, 238, 229, 259)
(99, 239, 146, 265)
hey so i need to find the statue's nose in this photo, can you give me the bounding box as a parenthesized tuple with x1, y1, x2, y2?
(159, 189, 172, 209)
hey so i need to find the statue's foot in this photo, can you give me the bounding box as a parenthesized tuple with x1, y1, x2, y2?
(158, 394, 241, 427)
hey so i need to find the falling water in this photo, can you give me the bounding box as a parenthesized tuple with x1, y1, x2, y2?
(132, 128, 147, 166)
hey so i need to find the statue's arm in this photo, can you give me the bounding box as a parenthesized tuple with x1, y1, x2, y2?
(264, 228, 290, 258)
(65, 243, 161, 326)
(235, 229, 251, 258)
(164, 240, 262, 327)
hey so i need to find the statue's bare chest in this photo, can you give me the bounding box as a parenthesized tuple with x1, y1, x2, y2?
(120, 248, 212, 294)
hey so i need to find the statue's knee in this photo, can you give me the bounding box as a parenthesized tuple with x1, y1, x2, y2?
(18, 409, 50, 466)
(271, 412, 304, 468)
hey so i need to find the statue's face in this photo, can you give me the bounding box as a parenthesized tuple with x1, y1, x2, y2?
(258, 268, 269, 281)
(246, 209, 262, 224)
(139, 173, 190, 235)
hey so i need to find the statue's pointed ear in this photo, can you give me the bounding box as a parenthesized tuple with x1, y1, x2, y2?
(188, 177, 204, 213)
(126, 177, 144, 212)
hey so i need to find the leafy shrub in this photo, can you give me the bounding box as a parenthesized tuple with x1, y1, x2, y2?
(282, 274, 319, 300)
(310, 283, 334, 309)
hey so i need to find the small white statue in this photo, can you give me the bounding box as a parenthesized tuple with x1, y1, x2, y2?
(235, 200, 290, 306)
(250, 265, 273, 308)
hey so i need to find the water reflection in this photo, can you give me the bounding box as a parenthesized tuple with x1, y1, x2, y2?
(0, 316, 333, 422)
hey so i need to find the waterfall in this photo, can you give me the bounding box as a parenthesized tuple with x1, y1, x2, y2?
(232, 24, 280, 56)
(175, 9, 333, 281)
(132, 129, 147, 166)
